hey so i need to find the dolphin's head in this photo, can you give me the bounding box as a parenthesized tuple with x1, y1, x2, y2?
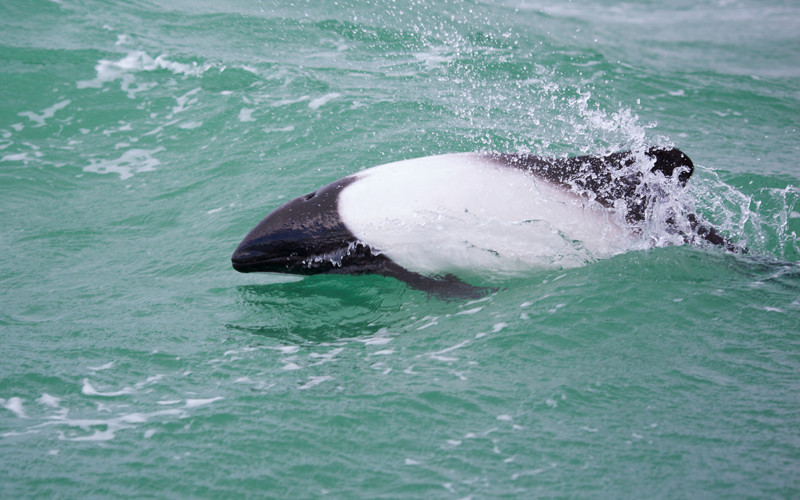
(647, 146, 694, 185)
(231, 177, 359, 275)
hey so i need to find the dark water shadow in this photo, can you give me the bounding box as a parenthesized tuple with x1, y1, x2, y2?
(226, 274, 438, 343)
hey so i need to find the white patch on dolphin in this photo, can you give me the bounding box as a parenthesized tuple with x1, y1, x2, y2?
(338, 153, 630, 279)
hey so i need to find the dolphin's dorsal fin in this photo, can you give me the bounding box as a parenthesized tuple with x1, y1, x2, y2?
(489, 147, 695, 222)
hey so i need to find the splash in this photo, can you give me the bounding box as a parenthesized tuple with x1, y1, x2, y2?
(690, 172, 800, 260)
(397, 17, 796, 261)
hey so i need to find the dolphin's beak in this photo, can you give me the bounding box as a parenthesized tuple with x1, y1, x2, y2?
(231, 177, 359, 274)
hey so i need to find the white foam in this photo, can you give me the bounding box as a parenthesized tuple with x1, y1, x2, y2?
(298, 376, 333, 390)
(135, 374, 164, 389)
(81, 379, 134, 397)
(62, 428, 115, 442)
(2, 397, 27, 418)
(37, 394, 62, 409)
(433, 340, 471, 354)
(271, 96, 309, 107)
(413, 48, 456, 69)
(83, 147, 164, 180)
(415, 316, 439, 330)
(178, 121, 203, 129)
(309, 347, 343, 365)
(238, 108, 256, 122)
(370, 349, 395, 356)
(77, 51, 208, 99)
(95, 402, 112, 413)
(466, 296, 492, 306)
(360, 337, 393, 346)
(185, 397, 223, 408)
(17, 99, 71, 128)
(142, 118, 180, 136)
(50, 409, 185, 442)
(2, 430, 41, 438)
(1, 153, 29, 162)
(36, 393, 69, 420)
(88, 361, 114, 371)
(222, 346, 259, 357)
(492, 322, 508, 333)
(456, 307, 483, 316)
(263, 125, 295, 133)
(372, 364, 392, 375)
(308, 93, 340, 109)
(171, 88, 201, 116)
(428, 340, 470, 362)
(511, 468, 548, 480)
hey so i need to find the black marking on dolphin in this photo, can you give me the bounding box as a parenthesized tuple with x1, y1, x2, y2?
(490, 147, 693, 222)
(232, 175, 485, 297)
(491, 147, 735, 249)
(232, 147, 737, 297)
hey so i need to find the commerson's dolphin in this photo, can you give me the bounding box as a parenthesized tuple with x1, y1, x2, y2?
(232, 148, 735, 296)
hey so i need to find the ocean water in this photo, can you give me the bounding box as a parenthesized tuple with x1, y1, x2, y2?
(2, 0, 799, 497)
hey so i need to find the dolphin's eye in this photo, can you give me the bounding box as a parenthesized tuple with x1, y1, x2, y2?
(304, 191, 317, 200)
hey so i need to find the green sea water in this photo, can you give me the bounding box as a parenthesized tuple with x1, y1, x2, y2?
(2, 0, 799, 497)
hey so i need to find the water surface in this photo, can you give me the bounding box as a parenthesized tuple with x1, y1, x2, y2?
(1, 0, 799, 497)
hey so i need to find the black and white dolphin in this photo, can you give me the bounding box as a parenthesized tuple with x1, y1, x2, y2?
(232, 148, 734, 296)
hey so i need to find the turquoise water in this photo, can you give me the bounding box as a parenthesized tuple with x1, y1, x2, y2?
(2, 0, 799, 497)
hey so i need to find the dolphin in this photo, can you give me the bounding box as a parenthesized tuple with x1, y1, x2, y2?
(232, 147, 735, 296)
